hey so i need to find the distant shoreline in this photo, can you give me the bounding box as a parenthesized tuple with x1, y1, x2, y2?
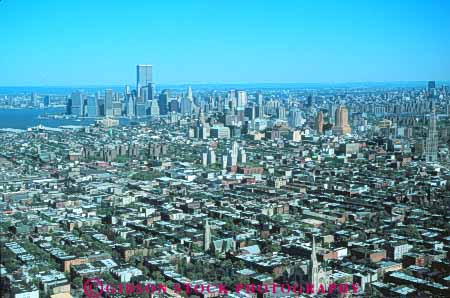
(1, 81, 449, 95)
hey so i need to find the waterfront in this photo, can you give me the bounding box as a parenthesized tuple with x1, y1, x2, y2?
(0, 108, 134, 129)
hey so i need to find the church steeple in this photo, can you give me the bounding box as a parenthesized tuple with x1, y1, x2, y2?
(309, 235, 319, 286)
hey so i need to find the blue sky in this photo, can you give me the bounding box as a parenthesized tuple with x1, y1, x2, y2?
(1, 0, 449, 86)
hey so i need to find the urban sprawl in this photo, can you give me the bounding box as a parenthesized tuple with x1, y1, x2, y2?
(1, 66, 450, 298)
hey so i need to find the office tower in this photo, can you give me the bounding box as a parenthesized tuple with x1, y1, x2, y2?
(104, 89, 114, 117)
(140, 86, 148, 102)
(333, 106, 352, 135)
(288, 109, 304, 128)
(180, 97, 192, 115)
(238, 147, 246, 164)
(245, 106, 256, 120)
(316, 111, 324, 134)
(135, 99, 147, 117)
(66, 97, 72, 115)
(113, 102, 122, 117)
(187, 86, 193, 101)
(136, 64, 152, 97)
(276, 106, 286, 120)
(329, 102, 339, 124)
(256, 92, 263, 106)
(147, 83, 155, 101)
(428, 81, 436, 90)
(31, 92, 38, 107)
(150, 100, 160, 118)
(43, 96, 50, 107)
(204, 220, 211, 252)
(126, 94, 135, 117)
(425, 106, 438, 162)
(124, 85, 131, 95)
(86, 96, 98, 117)
(221, 155, 228, 169)
(202, 147, 216, 166)
(236, 90, 247, 108)
(211, 126, 231, 139)
(70, 91, 84, 116)
(227, 141, 239, 167)
(202, 152, 208, 167)
(228, 90, 236, 110)
(307, 95, 315, 108)
(158, 90, 169, 115)
(169, 99, 179, 113)
(207, 149, 216, 165)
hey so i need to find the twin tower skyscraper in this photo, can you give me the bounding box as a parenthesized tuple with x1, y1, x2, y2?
(136, 64, 154, 100)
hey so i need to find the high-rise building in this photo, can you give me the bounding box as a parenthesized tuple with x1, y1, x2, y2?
(158, 90, 169, 115)
(104, 89, 114, 117)
(150, 100, 160, 118)
(147, 83, 155, 101)
(86, 96, 98, 117)
(136, 64, 153, 97)
(126, 94, 135, 117)
(316, 111, 324, 134)
(329, 102, 339, 124)
(43, 96, 50, 107)
(277, 106, 287, 120)
(70, 91, 84, 116)
(307, 95, 315, 108)
(169, 99, 179, 113)
(204, 219, 211, 252)
(180, 97, 192, 115)
(236, 90, 247, 108)
(124, 85, 131, 95)
(256, 92, 263, 106)
(425, 106, 438, 162)
(333, 106, 352, 135)
(428, 81, 436, 90)
(187, 86, 193, 101)
(227, 141, 239, 167)
(31, 92, 38, 107)
(288, 109, 304, 128)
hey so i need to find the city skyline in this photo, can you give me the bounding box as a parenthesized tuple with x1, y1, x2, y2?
(1, 0, 450, 86)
